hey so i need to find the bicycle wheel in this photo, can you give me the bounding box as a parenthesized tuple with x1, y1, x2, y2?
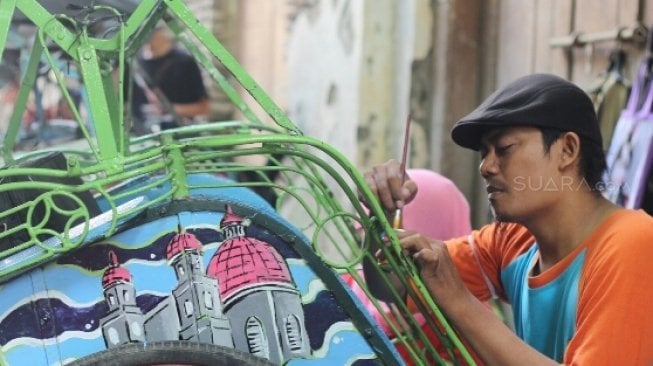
(66, 340, 276, 366)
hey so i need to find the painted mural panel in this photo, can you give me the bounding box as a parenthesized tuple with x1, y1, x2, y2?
(0, 205, 386, 365)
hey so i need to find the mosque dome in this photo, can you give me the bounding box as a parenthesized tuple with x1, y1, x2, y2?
(208, 206, 292, 301)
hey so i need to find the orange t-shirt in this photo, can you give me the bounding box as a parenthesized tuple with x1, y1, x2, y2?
(444, 209, 653, 364)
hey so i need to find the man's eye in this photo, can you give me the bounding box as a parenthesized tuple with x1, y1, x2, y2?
(496, 144, 513, 155)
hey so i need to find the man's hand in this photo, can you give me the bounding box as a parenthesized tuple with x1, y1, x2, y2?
(397, 229, 469, 311)
(361, 159, 418, 212)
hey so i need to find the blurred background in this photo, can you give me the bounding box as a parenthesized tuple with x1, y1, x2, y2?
(2, 0, 653, 228)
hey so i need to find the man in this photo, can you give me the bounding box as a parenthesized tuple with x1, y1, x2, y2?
(132, 26, 210, 131)
(363, 74, 653, 365)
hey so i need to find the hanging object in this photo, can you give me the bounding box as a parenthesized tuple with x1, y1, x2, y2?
(604, 28, 653, 209)
(586, 48, 631, 150)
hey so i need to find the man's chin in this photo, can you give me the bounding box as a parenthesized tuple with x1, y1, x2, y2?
(490, 207, 513, 223)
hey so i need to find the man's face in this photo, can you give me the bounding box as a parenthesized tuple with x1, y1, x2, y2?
(479, 126, 562, 223)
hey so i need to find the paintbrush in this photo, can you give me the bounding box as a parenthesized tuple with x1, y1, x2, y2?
(392, 114, 412, 229)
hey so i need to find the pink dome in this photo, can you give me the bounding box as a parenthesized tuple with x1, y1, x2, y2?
(207, 236, 292, 301)
(166, 229, 202, 261)
(102, 251, 131, 289)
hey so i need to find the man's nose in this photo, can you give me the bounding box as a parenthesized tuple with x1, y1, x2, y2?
(479, 153, 498, 179)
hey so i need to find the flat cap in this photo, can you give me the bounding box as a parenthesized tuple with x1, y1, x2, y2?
(451, 73, 601, 151)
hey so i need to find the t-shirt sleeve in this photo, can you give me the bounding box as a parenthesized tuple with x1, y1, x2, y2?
(177, 58, 207, 103)
(182, 58, 208, 100)
(564, 210, 653, 365)
(446, 222, 534, 302)
(164, 54, 208, 104)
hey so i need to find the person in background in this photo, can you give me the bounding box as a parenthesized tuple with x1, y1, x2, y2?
(131, 25, 210, 132)
(362, 74, 653, 365)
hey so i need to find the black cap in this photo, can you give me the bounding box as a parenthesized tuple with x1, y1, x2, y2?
(451, 73, 601, 151)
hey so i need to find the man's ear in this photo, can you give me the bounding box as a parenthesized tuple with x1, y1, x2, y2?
(558, 132, 581, 171)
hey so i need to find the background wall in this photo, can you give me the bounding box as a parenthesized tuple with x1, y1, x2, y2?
(473, 0, 652, 225)
(202, 0, 653, 228)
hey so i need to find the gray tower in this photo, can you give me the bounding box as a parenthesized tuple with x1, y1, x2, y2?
(99, 251, 146, 348)
(167, 227, 233, 347)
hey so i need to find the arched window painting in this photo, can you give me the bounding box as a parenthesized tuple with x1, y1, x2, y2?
(203, 290, 213, 309)
(108, 294, 116, 306)
(130, 321, 142, 337)
(285, 315, 303, 352)
(107, 327, 119, 345)
(184, 299, 194, 317)
(246, 317, 269, 359)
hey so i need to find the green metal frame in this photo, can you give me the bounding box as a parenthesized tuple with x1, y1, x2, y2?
(0, 1, 475, 364)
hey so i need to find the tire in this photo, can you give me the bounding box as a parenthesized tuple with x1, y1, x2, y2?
(66, 340, 276, 366)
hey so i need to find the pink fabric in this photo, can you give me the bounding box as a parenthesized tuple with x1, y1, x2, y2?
(401, 169, 471, 239)
(349, 169, 472, 336)
(342, 273, 408, 335)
